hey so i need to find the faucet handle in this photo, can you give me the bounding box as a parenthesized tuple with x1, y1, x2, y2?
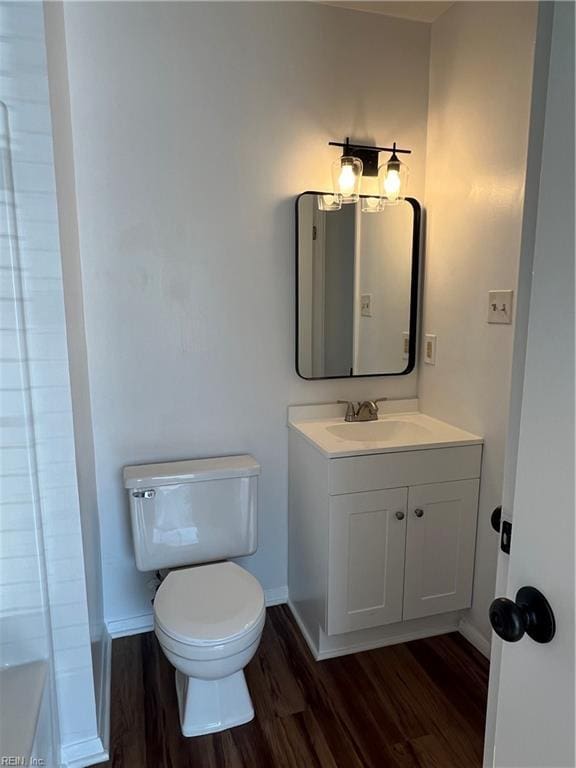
(372, 397, 388, 418)
(337, 400, 357, 422)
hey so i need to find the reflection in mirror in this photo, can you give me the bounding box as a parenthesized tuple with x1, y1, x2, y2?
(296, 194, 420, 379)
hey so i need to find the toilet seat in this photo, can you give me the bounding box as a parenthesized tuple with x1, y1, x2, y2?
(154, 561, 265, 648)
(155, 617, 264, 668)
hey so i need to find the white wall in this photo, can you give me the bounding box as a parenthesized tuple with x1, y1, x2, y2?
(356, 202, 413, 374)
(59, 1, 431, 626)
(323, 204, 355, 376)
(421, 1, 537, 647)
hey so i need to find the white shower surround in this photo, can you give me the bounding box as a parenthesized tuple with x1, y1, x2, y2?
(0, 2, 106, 765)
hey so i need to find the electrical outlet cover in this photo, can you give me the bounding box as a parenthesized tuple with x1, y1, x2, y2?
(424, 334, 437, 365)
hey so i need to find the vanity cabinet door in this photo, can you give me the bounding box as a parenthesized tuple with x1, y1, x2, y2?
(327, 488, 408, 635)
(403, 479, 480, 621)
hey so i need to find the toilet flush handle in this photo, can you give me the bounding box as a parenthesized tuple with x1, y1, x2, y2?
(132, 489, 156, 499)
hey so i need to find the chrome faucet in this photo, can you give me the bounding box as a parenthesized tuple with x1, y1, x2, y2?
(338, 398, 388, 422)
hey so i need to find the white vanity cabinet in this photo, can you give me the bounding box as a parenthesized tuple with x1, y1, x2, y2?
(287, 404, 483, 660)
(326, 477, 480, 635)
(328, 487, 408, 634)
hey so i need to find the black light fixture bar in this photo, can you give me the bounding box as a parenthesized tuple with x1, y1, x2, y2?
(328, 139, 411, 154)
(329, 137, 411, 177)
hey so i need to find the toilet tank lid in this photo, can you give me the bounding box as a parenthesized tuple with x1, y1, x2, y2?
(123, 454, 260, 489)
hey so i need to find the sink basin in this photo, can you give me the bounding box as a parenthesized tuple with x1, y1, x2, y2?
(288, 403, 483, 457)
(327, 419, 432, 443)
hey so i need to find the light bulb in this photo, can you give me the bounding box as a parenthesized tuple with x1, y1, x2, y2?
(332, 156, 362, 203)
(339, 164, 357, 196)
(380, 146, 408, 202)
(384, 168, 401, 200)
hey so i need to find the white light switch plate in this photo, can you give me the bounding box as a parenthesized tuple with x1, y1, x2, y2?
(488, 290, 514, 324)
(360, 294, 372, 317)
(424, 334, 437, 365)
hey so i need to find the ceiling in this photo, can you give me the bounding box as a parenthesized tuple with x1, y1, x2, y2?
(321, 2, 455, 23)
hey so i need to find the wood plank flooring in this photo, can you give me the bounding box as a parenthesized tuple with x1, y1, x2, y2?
(95, 605, 489, 768)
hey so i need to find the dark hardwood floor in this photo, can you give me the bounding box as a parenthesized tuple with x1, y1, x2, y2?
(95, 605, 489, 768)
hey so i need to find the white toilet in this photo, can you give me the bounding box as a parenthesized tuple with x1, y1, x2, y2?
(123, 455, 265, 737)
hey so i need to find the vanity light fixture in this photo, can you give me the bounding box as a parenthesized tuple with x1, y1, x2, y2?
(324, 138, 411, 211)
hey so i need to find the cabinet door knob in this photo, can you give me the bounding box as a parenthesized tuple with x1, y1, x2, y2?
(395, 510, 405, 520)
(414, 508, 424, 518)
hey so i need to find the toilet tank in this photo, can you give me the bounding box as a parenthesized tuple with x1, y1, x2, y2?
(123, 455, 259, 571)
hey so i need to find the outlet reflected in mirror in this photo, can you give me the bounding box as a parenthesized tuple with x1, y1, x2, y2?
(296, 194, 420, 379)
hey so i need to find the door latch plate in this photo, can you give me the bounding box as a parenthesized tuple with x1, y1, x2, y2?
(500, 520, 512, 554)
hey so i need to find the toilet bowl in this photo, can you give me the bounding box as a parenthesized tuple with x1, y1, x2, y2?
(153, 561, 265, 736)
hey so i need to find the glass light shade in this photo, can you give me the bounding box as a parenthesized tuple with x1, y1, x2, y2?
(317, 193, 342, 211)
(332, 156, 363, 204)
(361, 195, 384, 213)
(379, 155, 409, 204)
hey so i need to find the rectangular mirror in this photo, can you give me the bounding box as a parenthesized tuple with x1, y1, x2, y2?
(296, 193, 420, 379)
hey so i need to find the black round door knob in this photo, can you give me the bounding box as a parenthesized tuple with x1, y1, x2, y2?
(489, 586, 556, 644)
(491, 505, 502, 533)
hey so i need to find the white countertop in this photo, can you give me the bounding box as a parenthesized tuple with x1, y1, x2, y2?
(288, 400, 483, 458)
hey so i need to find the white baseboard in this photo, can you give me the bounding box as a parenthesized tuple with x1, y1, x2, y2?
(287, 600, 320, 659)
(106, 612, 154, 639)
(288, 601, 461, 661)
(106, 586, 289, 639)
(264, 585, 289, 606)
(458, 618, 492, 659)
(316, 623, 461, 661)
(60, 736, 108, 768)
(97, 631, 112, 755)
(60, 633, 112, 768)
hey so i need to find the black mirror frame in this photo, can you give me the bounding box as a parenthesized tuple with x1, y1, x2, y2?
(295, 192, 421, 380)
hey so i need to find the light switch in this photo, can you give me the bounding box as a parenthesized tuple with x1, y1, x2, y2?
(360, 294, 372, 317)
(488, 290, 514, 324)
(424, 334, 437, 365)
